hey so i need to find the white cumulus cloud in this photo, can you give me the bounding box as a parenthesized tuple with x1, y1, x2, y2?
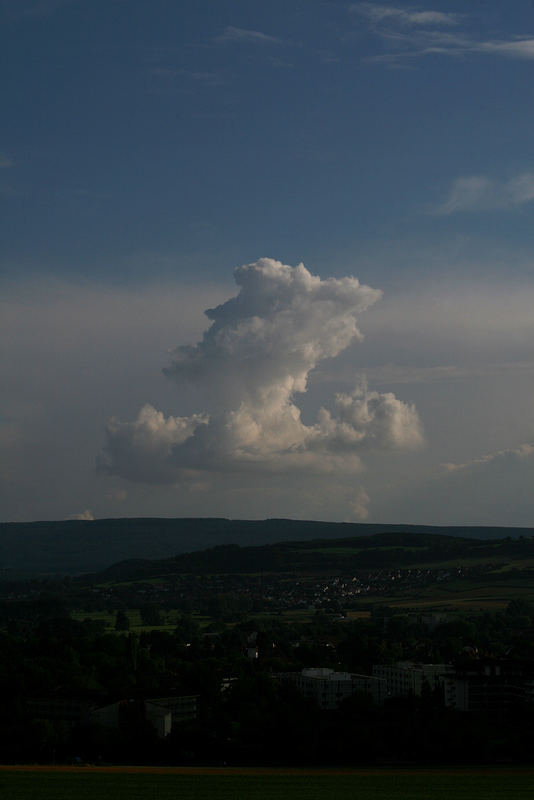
(100, 259, 423, 484)
(68, 509, 94, 520)
(350, 486, 370, 520)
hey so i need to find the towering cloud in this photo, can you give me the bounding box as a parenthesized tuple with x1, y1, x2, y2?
(100, 259, 422, 484)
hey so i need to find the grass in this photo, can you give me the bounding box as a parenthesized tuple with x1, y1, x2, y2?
(253, 609, 317, 623)
(70, 611, 214, 634)
(1, 767, 533, 800)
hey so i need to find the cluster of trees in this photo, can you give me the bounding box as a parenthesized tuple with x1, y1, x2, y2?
(2, 592, 534, 764)
(83, 533, 534, 580)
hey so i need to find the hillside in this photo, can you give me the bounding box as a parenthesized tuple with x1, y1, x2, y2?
(87, 530, 534, 582)
(1, 517, 533, 576)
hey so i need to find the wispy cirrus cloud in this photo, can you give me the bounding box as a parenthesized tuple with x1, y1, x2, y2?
(352, 3, 460, 28)
(353, 5, 534, 66)
(435, 173, 534, 215)
(475, 38, 534, 61)
(318, 361, 534, 388)
(216, 26, 284, 46)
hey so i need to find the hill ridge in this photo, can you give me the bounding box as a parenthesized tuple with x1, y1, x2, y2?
(1, 517, 533, 576)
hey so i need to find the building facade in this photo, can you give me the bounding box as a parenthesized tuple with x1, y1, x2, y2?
(278, 667, 386, 709)
(372, 661, 452, 699)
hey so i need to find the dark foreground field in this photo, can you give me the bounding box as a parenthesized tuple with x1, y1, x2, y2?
(1, 766, 533, 800)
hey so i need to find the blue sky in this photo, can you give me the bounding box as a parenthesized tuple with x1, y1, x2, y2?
(2, 0, 534, 524)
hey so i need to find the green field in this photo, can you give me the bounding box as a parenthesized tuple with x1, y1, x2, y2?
(1, 768, 534, 800)
(70, 610, 213, 633)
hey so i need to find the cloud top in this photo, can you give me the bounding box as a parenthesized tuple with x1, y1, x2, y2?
(100, 259, 422, 484)
(164, 258, 382, 403)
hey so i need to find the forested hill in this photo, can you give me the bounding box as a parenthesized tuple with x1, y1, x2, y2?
(86, 530, 534, 584)
(1, 517, 533, 576)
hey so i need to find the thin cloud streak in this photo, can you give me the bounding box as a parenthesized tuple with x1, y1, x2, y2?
(352, 3, 460, 28)
(435, 173, 534, 215)
(354, 5, 534, 66)
(368, 36, 534, 66)
(317, 361, 534, 388)
(441, 443, 534, 473)
(216, 26, 284, 46)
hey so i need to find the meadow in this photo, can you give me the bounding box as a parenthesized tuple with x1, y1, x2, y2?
(1, 767, 533, 800)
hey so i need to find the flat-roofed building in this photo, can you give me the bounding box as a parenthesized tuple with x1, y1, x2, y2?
(278, 667, 386, 709)
(91, 695, 198, 738)
(372, 661, 452, 699)
(443, 660, 531, 711)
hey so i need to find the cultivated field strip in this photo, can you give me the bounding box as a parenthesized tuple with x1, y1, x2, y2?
(1, 766, 534, 800)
